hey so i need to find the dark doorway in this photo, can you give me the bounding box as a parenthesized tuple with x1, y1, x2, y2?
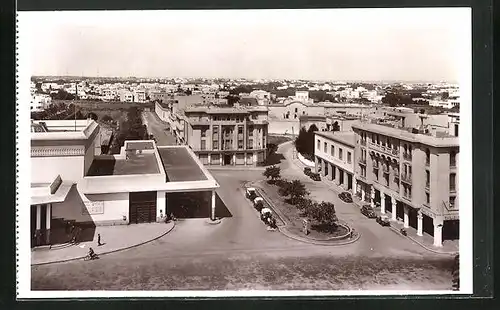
(166, 191, 234, 218)
(443, 220, 459, 240)
(129, 191, 157, 224)
(408, 207, 417, 229)
(423, 214, 434, 236)
(30, 206, 36, 248)
(385, 194, 392, 214)
(454, 124, 459, 137)
(396, 202, 404, 220)
(347, 174, 352, 190)
(223, 154, 232, 165)
(339, 169, 344, 185)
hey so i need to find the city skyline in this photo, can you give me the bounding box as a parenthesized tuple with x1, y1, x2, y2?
(22, 8, 470, 83)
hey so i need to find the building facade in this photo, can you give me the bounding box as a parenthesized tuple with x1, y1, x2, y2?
(314, 132, 356, 194)
(352, 120, 459, 247)
(183, 105, 269, 166)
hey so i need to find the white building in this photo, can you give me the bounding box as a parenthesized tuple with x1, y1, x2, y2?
(30, 94, 52, 112)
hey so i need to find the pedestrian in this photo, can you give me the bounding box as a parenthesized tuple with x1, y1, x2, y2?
(97, 233, 102, 246)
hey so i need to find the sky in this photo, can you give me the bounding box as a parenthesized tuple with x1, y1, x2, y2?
(20, 8, 471, 82)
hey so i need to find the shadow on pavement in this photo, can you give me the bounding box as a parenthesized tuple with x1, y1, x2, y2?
(167, 191, 232, 219)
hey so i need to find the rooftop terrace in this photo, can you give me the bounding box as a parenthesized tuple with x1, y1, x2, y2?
(86, 154, 160, 176)
(158, 147, 207, 182)
(315, 131, 356, 147)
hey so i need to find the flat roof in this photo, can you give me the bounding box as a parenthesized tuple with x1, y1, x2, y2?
(158, 148, 207, 182)
(86, 154, 160, 176)
(315, 131, 356, 147)
(125, 141, 155, 150)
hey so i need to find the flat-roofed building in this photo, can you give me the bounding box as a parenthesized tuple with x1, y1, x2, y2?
(314, 131, 356, 194)
(30, 120, 219, 247)
(352, 119, 459, 247)
(184, 104, 269, 166)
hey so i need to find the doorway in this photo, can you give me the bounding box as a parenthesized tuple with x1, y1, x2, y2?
(129, 191, 157, 224)
(223, 154, 232, 165)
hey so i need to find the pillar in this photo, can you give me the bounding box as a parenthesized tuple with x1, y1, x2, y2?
(208, 153, 212, 165)
(315, 156, 319, 173)
(35, 204, 41, 246)
(321, 159, 326, 176)
(380, 192, 385, 214)
(417, 211, 423, 236)
(336, 167, 342, 185)
(244, 153, 247, 165)
(233, 153, 236, 166)
(361, 186, 366, 202)
(370, 187, 375, 208)
(253, 152, 257, 165)
(352, 177, 357, 196)
(211, 190, 216, 220)
(391, 197, 397, 221)
(156, 191, 166, 222)
(403, 206, 409, 228)
(45, 204, 51, 244)
(433, 217, 444, 247)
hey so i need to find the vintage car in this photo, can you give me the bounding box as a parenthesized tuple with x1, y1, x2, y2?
(376, 215, 391, 227)
(303, 167, 312, 176)
(338, 191, 353, 203)
(253, 197, 264, 211)
(246, 187, 257, 200)
(310, 172, 321, 181)
(360, 205, 377, 218)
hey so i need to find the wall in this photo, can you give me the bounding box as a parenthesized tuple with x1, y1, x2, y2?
(315, 135, 355, 174)
(268, 120, 300, 135)
(52, 184, 130, 225)
(32, 156, 85, 183)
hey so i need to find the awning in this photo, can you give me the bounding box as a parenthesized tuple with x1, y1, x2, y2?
(31, 182, 74, 205)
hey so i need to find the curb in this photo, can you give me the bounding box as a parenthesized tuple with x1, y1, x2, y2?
(248, 181, 360, 247)
(205, 218, 223, 225)
(388, 226, 458, 256)
(31, 222, 176, 266)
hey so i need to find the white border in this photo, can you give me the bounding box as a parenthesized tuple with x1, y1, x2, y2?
(16, 8, 473, 298)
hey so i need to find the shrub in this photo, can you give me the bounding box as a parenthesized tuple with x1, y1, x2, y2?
(307, 201, 339, 231)
(263, 165, 281, 184)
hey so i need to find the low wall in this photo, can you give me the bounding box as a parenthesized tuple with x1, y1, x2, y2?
(268, 120, 300, 136)
(297, 152, 315, 168)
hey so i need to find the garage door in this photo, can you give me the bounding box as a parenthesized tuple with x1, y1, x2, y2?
(129, 191, 157, 224)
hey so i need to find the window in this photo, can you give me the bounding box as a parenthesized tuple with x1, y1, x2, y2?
(450, 196, 456, 208)
(201, 140, 206, 150)
(384, 173, 389, 186)
(213, 125, 219, 136)
(248, 126, 254, 137)
(371, 134, 375, 143)
(426, 192, 430, 204)
(248, 139, 253, 149)
(339, 148, 343, 160)
(361, 166, 366, 177)
(238, 139, 243, 149)
(238, 126, 243, 135)
(295, 108, 298, 113)
(450, 173, 456, 191)
(426, 148, 430, 165)
(331, 145, 334, 156)
(347, 152, 352, 164)
(426, 170, 430, 188)
(201, 128, 207, 137)
(324, 142, 327, 152)
(213, 141, 219, 150)
(450, 150, 456, 167)
(317, 139, 320, 150)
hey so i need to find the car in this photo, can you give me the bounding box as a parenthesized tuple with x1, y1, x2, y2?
(303, 167, 312, 176)
(338, 191, 353, 203)
(253, 197, 264, 211)
(376, 215, 391, 226)
(360, 205, 377, 218)
(246, 187, 257, 200)
(310, 172, 321, 181)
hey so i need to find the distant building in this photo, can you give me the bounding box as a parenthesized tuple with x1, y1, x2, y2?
(183, 105, 269, 166)
(30, 94, 52, 112)
(134, 90, 147, 103)
(120, 90, 134, 102)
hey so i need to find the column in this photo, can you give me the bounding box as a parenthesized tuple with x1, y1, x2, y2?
(314, 156, 319, 173)
(361, 186, 366, 202)
(370, 187, 375, 208)
(403, 206, 409, 228)
(417, 211, 423, 236)
(327, 163, 333, 180)
(156, 191, 166, 222)
(380, 191, 385, 214)
(233, 153, 236, 166)
(220, 154, 224, 166)
(321, 159, 326, 176)
(45, 204, 51, 244)
(211, 190, 216, 220)
(391, 197, 397, 221)
(352, 177, 357, 196)
(253, 152, 257, 165)
(336, 167, 341, 185)
(244, 153, 247, 165)
(35, 205, 41, 246)
(433, 217, 444, 247)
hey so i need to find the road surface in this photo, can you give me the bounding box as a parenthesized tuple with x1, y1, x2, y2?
(142, 111, 177, 146)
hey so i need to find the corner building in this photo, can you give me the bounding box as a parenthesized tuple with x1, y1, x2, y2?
(184, 105, 269, 166)
(352, 120, 459, 247)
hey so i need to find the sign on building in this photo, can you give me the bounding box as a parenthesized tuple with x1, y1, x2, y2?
(82, 201, 104, 215)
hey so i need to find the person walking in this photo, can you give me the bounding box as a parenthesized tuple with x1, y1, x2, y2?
(97, 233, 102, 246)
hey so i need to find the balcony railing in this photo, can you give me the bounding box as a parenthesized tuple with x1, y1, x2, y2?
(372, 162, 379, 169)
(382, 166, 389, 173)
(391, 148, 399, 156)
(401, 173, 412, 184)
(403, 152, 412, 161)
(394, 175, 400, 182)
(359, 158, 367, 165)
(425, 181, 430, 189)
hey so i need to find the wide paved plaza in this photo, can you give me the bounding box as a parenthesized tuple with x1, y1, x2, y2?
(31, 143, 455, 291)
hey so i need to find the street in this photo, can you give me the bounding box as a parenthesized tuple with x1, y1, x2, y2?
(142, 111, 177, 146)
(31, 141, 454, 291)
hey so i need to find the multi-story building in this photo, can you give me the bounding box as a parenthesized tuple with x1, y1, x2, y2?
(352, 119, 459, 247)
(183, 105, 269, 166)
(133, 90, 147, 103)
(314, 131, 356, 194)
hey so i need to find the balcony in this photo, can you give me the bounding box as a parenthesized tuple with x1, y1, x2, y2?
(401, 173, 412, 184)
(382, 165, 389, 174)
(403, 152, 412, 161)
(403, 192, 412, 201)
(359, 158, 366, 165)
(360, 140, 367, 146)
(394, 175, 400, 182)
(391, 148, 399, 156)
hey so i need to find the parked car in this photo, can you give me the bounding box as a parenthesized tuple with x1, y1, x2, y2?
(360, 205, 377, 218)
(310, 172, 321, 181)
(338, 191, 353, 203)
(253, 197, 264, 211)
(376, 215, 391, 227)
(303, 167, 312, 176)
(246, 187, 257, 200)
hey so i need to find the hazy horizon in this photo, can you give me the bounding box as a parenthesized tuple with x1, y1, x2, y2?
(21, 8, 470, 83)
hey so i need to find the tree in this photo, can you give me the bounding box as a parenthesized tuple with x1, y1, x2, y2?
(279, 180, 309, 205)
(331, 121, 340, 132)
(87, 112, 98, 121)
(294, 127, 308, 155)
(263, 165, 281, 184)
(225, 95, 240, 106)
(306, 201, 339, 232)
(102, 114, 113, 122)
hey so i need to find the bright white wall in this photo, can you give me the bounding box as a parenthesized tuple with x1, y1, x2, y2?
(31, 156, 84, 183)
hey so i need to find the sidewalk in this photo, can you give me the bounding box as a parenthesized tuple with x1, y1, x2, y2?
(32, 222, 175, 265)
(208, 166, 266, 171)
(286, 144, 458, 255)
